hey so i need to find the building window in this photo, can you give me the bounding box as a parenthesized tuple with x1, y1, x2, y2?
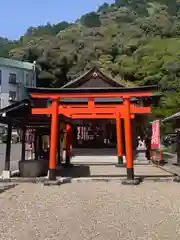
(9, 73, 17, 84)
(25, 73, 28, 86)
(26, 72, 33, 86)
(9, 91, 16, 101)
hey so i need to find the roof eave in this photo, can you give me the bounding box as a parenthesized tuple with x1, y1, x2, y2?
(27, 85, 158, 94)
(163, 113, 180, 123)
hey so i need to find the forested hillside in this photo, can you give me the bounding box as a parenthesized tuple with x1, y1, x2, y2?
(1, 0, 180, 118)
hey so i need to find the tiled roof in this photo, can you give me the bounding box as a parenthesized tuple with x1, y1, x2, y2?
(163, 112, 180, 122)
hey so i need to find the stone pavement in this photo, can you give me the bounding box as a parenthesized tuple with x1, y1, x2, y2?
(159, 153, 180, 176)
(67, 164, 174, 179)
(154, 152, 180, 177)
(0, 145, 178, 181)
(8, 164, 174, 183)
(71, 148, 143, 164)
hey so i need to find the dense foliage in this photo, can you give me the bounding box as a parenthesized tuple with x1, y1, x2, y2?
(1, 0, 180, 119)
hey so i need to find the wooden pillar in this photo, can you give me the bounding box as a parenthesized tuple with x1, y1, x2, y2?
(5, 122, 12, 171)
(57, 137, 61, 164)
(21, 126, 26, 161)
(49, 99, 59, 180)
(38, 135, 43, 158)
(116, 112, 123, 166)
(34, 131, 38, 160)
(65, 124, 71, 165)
(124, 98, 134, 180)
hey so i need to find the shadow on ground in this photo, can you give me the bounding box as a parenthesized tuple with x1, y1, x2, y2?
(71, 148, 118, 157)
(0, 184, 18, 194)
(57, 165, 174, 180)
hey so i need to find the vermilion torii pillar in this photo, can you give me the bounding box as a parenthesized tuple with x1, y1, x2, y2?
(49, 99, 59, 180)
(122, 98, 137, 184)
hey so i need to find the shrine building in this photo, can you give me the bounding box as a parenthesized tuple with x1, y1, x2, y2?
(0, 67, 161, 184)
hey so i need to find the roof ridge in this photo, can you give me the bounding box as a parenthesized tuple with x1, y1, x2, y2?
(61, 67, 127, 88)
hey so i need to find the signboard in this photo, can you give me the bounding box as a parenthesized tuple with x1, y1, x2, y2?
(26, 129, 35, 148)
(151, 120, 160, 149)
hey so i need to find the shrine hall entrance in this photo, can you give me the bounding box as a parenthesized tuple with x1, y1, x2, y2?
(72, 119, 125, 149)
(71, 119, 117, 163)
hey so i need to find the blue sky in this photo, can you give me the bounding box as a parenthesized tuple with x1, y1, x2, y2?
(0, 0, 114, 40)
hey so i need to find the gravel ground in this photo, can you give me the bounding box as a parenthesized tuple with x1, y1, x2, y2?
(0, 181, 180, 240)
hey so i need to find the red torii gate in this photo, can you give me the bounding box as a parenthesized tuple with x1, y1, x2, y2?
(29, 86, 155, 184)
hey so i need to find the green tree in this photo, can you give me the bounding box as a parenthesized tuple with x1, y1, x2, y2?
(81, 12, 101, 27)
(2, 0, 180, 120)
(98, 3, 109, 13)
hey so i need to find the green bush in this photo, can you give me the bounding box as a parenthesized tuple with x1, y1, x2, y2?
(2, 134, 19, 143)
(2, 135, 7, 143)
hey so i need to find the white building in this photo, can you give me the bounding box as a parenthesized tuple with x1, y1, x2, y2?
(0, 58, 36, 109)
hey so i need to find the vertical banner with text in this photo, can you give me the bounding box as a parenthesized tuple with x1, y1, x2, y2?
(151, 120, 160, 149)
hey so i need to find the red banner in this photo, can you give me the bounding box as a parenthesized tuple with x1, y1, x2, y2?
(151, 120, 160, 149)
